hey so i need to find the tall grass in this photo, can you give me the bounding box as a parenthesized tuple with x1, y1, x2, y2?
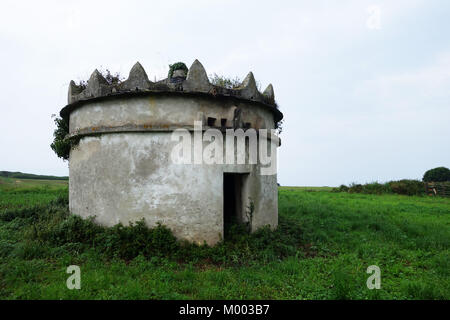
(0, 182, 448, 299)
(1, 193, 305, 267)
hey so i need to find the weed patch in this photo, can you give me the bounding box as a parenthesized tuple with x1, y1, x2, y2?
(4, 195, 307, 267)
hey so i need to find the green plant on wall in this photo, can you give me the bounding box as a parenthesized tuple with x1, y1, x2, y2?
(50, 69, 124, 161)
(50, 116, 80, 161)
(168, 62, 188, 78)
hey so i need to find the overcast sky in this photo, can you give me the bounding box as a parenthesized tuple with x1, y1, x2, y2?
(0, 0, 449, 186)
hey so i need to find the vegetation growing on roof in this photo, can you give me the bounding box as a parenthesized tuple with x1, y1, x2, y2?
(209, 73, 262, 91)
(101, 69, 124, 85)
(75, 69, 123, 89)
(209, 73, 242, 89)
(168, 62, 188, 79)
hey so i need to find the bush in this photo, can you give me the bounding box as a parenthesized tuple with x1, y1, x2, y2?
(335, 180, 425, 196)
(348, 183, 363, 193)
(44, 215, 102, 245)
(101, 69, 124, 85)
(209, 73, 242, 89)
(423, 167, 450, 182)
(0, 205, 42, 222)
(13, 196, 304, 266)
(388, 179, 425, 196)
(348, 182, 391, 195)
(50, 117, 81, 161)
(96, 221, 179, 260)
(168, 62, 188, 78)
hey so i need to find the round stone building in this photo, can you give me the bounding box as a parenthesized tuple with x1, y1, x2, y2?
(60, 60, 283, 245)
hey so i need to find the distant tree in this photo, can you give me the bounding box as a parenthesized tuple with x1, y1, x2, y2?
(422, 167, 450, 182)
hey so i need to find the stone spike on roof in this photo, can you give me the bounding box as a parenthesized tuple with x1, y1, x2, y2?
(120, 61, 152, 91)
(86, 69, 111, 98)
(64, 61, 281, 117)
(89, 69, 108, 85)
(240, 72, 256, 89)
(263, 83, 275, 104)
(68, 80, 83, 104)
(237, 72, 260, 101)
(183, 59, 211, 93)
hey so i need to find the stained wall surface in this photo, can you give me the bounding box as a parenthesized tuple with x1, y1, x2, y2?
(68, 95, 278, 245)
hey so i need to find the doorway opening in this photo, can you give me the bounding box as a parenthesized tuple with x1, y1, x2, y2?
(223, 173, 248, 239)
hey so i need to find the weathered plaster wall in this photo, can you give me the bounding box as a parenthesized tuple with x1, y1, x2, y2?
(69, 132, 278, 245)
(68, 94, 278, 245)
(70, 133, 224, 244)
(69, 95, 275, 135)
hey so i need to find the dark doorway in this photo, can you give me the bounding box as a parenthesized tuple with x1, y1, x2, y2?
(223, 173, 247, 239)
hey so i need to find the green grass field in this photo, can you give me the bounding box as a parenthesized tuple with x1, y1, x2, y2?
(0, 177, 68, 210)
(0, 176, 68, 191)
(0, 179, 448, 299)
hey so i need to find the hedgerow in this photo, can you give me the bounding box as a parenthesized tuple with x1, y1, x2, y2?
(333, 180, 426, 196)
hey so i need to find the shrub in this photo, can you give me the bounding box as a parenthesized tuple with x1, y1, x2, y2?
(423, 167, 450, 182)
(101, 69, 124, 85)
(168, 62, 188, 78)
(388, 179, 425, 196)
(45, 215, 101, 245)
(50, 117, 81, 161)
(0, 205, 42, 222)
(346, 182, 391, 194)
(335, 180, 425, 196)
(20, 201, 304, 265)
(209, 73, 242, 89)
(96, 221, 179, 260)
(332, 185, 349, 193)
(348, 183, 363, 193)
